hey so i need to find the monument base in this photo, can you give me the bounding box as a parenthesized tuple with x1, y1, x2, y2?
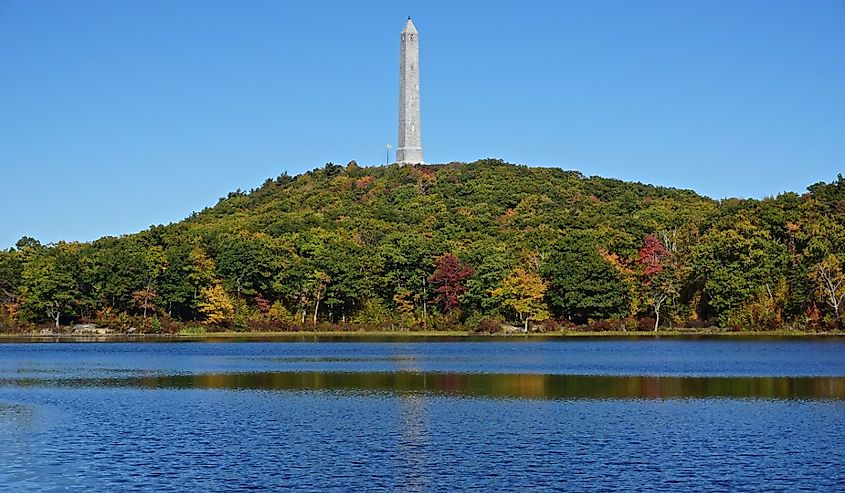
(396, 147, 424, 165)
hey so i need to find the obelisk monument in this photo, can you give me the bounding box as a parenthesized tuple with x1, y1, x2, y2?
(396, 17, 424, 165)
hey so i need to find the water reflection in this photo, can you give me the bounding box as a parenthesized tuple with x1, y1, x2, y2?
(398, 394, 428, 492)
(0, 402, 37, 431)
(4, 372, 844, 400)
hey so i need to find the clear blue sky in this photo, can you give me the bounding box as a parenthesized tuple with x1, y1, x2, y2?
(1, 0, 843, 248)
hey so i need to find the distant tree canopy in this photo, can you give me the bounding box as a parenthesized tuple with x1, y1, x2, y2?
(1, 161, 843, 332)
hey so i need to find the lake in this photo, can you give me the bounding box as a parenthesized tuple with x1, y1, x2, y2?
(1, 338, 843, 491)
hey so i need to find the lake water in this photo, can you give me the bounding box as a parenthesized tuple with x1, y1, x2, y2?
(1, 338, 844, 491)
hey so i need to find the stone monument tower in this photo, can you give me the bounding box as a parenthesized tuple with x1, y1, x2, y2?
(396, 17, 424, 165)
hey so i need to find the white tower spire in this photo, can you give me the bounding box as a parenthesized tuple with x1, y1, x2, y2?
(396, 17, 424, 165)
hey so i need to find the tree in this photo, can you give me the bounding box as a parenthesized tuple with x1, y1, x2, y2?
(310, 270, 331, 325)
(544, 238, 629, 323)
(90, 238, 149, 314)
(0, 248, 23, 304)
(156, 243, 202, 319)
(214, 232, 278, 297)
(492, 268, 549, 332)
(643, 272, 680, 331)
(314, 236, 376, 323)
(638, 234, 678, 330)
(690, 215, 788, 325)
(132, 287, 157, 321)
(639, 234, 669, 277)
(198, 284, 234, 327)
(293, 267, 331, 325)
(19, 245, 81, 328)
(376, 232, 437, 321)
(15, 236, 42, 251)
(813, 255, 845, 325)
(144, 246, 168, 290)
(429, 254, 473, 314)
(462, 239, 513, 315)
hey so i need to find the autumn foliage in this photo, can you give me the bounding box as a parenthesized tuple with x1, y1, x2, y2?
(429, 254, 473, 314)
(638, 234, 669, 278)
(0, 162, 843, 333)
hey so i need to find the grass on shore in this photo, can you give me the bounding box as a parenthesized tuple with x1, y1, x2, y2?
(0, 329, 837, 339)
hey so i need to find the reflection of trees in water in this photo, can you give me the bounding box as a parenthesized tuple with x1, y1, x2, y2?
(0, 402, 37, 429)
(6, 373, 845, 400)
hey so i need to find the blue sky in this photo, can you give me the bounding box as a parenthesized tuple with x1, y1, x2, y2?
(1, 0, 843, 248)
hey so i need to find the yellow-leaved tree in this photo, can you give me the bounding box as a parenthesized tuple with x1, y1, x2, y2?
(198, 284, 234, 328)
(492, 268, 549, 332)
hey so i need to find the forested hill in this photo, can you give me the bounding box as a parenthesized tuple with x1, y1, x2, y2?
(187, 159, 713, 244)
(1, 159, 844, 333)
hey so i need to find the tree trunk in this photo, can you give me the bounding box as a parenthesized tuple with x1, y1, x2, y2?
(524, 317, 529, 333)
(54, 311, 60, 329)
(313, 298, 320, 325)
(422, 275, 428, 320)
(654, 295, 666, 331)
(819, 263, 843, 321)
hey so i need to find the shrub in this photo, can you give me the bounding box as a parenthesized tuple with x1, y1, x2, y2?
(95, 307, 135, 332)
(268, 302, 294, 325)
(611, 317, 638, 332)
(150, 315, 162, 333)
(0, 303, 22, 333)
(179, 326, 207, 336)
(638, 317, 657, 331)
(588, 319, 613, 332)
(540, 318, 560, 333)
(472, 316, 503, 334)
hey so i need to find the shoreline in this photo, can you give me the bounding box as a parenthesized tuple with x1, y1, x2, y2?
(0, 329, 841, 342)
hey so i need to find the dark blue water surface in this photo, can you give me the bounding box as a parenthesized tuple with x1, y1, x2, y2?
(1, 338, 844, 491)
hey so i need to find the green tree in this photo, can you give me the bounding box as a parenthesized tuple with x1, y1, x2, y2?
(376, 232, 437, 320)
(544, 237, 629, 323)
(0, 248, 23, 305)
(214, 231, 278, 297)
(690, 215, 788, 325)
(20, 244, 81, 327)
(90, 238, 148, 313)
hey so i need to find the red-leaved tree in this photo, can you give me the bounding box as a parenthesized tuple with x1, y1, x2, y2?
(429, 254, 473, 314)
(639, 234, 669, 277)
(638, 234, 674, 330)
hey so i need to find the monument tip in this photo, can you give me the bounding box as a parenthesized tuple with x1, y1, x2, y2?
(402, 17, 417, 34)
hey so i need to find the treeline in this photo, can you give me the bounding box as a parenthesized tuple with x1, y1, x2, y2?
(1, 160, 843, 333)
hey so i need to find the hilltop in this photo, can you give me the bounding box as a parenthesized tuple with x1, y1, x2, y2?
(1, 159, 843, 333)
(189, 159, 714, 246)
